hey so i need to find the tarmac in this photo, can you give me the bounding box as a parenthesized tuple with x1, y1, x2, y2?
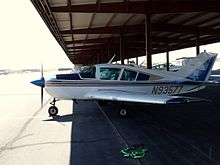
(1, 72, 220, 165)
(0, 73, 73, 165)
(67, 86, 220, 165)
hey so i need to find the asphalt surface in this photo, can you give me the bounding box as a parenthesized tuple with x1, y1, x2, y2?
(68, 86, 220, 165)
(101, 91, 220, 165)
(1, 72, 220, 165)
(0, 73, 73, 165)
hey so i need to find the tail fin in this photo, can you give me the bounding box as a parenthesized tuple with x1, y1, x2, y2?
(174, 51, 217, 81)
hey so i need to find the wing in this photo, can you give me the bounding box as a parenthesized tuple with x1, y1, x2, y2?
(87, 90, 211, 104)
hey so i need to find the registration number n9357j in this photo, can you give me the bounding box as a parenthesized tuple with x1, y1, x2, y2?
(152, 85, 183, 95)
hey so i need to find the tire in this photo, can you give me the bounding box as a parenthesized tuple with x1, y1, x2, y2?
(48, 106, 58, 117)
(118, 106, 128, 118)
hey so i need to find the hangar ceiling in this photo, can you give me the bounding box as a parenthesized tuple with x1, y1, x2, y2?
(31, 0, 220, 66)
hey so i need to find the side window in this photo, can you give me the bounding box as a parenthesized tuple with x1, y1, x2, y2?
(100, 68, 121, 80)
(136, 73, 150, 81)
(121, 69, 137, 81)
(79, 66, 96, 78)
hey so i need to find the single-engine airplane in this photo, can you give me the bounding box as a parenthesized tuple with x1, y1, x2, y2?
(31, 51, 219, 117)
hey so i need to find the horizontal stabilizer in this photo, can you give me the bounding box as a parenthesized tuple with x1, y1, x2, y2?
(166, 96, 211, 104)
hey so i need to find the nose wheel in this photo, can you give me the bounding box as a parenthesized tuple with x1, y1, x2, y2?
(48, 106, 58, 117)
(48, 98, 59, 117)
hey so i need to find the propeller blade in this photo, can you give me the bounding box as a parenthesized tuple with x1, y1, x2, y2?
(41, 86, 44, 108)
(41, 62, 44, 107)
(31, 63, 45, 108)
(41, 62, 43, 78)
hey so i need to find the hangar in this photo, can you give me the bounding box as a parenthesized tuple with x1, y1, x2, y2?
(30, 0, 220, 69)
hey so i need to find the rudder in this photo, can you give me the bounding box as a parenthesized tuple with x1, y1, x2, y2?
(174, 51, 217, 81)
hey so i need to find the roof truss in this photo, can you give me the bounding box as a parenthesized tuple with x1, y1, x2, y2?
(50, 0, 220, 14)
(31, 0, 220, 65)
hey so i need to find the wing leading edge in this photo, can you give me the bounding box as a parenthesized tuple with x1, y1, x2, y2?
(87, 90, 211, 104)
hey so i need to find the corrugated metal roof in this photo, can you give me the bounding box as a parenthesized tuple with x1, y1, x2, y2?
(31, 0, 220, 65)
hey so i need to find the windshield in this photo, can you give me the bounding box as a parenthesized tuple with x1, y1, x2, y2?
(79, 66, 96, 78)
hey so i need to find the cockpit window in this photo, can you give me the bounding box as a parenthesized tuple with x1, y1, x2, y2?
(100, 68, 121, 80)
(79, 66, 96, 78)
(136, 73, 150, 81)
(121, 69, 137, 81)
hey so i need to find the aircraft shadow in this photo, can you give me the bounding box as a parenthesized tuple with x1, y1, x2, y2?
(43, 114, 74, 123)
(49, 85, 220, 165)
(69, 101, 139, 165)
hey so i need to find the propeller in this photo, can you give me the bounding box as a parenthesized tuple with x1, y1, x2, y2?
(40, 63, 44, 107)
(31, 63, 45, 108)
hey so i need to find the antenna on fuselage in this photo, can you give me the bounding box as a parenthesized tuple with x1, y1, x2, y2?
(140, 60, 145, 66)
(107, 54, 116, 64)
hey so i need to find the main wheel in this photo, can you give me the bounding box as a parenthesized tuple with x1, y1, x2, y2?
(118, 106, 128, 118)
(48, 106, 58, 117)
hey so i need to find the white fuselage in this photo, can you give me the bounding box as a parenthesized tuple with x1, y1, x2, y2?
(45, 82, 203, 100)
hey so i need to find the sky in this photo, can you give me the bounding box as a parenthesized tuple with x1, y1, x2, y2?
(0, 1, 220, 70)
(0, 0, 73, 70)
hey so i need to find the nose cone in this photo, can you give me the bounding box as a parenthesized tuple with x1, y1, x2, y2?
(31, 78, 45, 87)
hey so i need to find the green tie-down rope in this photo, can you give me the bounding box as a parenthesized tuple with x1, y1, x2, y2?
(121, 143, 147, 159)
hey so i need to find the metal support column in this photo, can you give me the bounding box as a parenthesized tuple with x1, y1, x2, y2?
(166, 51, 170, 71)
(136, 57, 138, 65)
(107, 40, 111, 61)
(93, 56, 96, 64)
(145, 14, 152, 69)
(97, 51, 100, 64)
(166, 42, 170, 71)
(196, 31, 200, 55)
(120, 34, 125, 64)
